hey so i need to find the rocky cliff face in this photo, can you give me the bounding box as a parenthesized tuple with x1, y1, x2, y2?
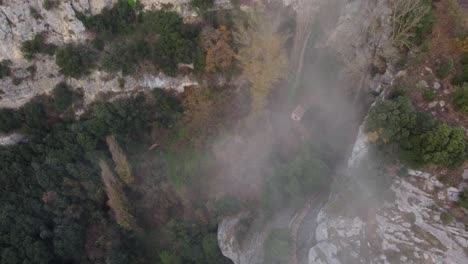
(0, 0, 198, 108)
(308, 126, 468, 264)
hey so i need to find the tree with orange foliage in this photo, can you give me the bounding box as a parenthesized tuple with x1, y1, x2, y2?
(202, 26, 235, 73)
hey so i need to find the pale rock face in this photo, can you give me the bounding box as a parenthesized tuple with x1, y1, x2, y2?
(306, 104, 468, 264)
(0, 0, 198, 109)
(0, 133, 25, 146)
(308, 176, 468, 264)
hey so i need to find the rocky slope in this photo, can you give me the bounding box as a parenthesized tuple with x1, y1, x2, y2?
(0, 0, 200, 108)
(308, 125, 468, 264)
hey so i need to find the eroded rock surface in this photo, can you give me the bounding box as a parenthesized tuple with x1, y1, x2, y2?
(0, 0, 199, 108)
(308, 123, 468, 264)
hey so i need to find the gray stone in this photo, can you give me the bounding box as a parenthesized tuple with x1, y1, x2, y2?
(417, 80, 429, 88)
(428, 101, 438, 108)
(463, 169, 468, 180)
(439, 100, 446, 107)
(433, 82, 441, 90)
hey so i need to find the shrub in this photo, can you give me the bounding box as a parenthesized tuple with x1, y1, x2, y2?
(422, 89, 436, 101)
(436, 58, 454, 79)
(56, 44, 97, 78)
(30, 7, 43, 20)
(262, 145, 330, 211)
(21, 33, 57, 60)
(458, 188, 468, 209)
(190, 0, 215, 12)
(440, 212, 453, 225)
(101, 38, 148, 75)
(214, 195, 241, 217)
(0, 108, 23, 133)
(0, 60, 11, 79)
(52, 82, 76, 112)
(160, 251, 182, 264)
(77, 0, 139, 36)
(453, 83, 468, 114)
(43, 0, 59, 10)
(453, 61, 468, 85)
(202, 234, 229, 264)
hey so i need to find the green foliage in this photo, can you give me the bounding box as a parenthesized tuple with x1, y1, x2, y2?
(56, 44, 97, 78)
(43, 0, 59, 10)
(127, 0, 138, 9)
(190, 0, 215, 12)
(77, 1, 202, 76)
(453, 83, 468, 114)
(202, 233, 228, 264)
(263, 145, 330, 211)
(0, 89, 188, 264)
(422, 89, 436, 101)
(21, 33, 57, 60)
(368, 96, 467, 167)
(77, 0, 140, 36)
(366, 96, 417, 143)
(0, 108, 23, 133)
(453, 58, 468, 85)
(52, 82, 81, 112)
(458, 188, 468, 209)
(30, 7, 43, 20)
(101, 37, 148, 75)
(440, 212, 453, 225)
(436, 58, 454, 79)
(0, 59, 11, 79)
(412, 0, 434, 46)
(160, 251, 182, 264)
(401, 123, 466, 166)
(214, 195, 241, 217)
(263, 228, 290, 264)
(163, 221, 231, 263)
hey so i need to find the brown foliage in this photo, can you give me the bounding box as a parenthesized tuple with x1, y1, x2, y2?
(202, 26, 235, 73)
(106, 135, 134, 185)
(99, 160, 138, 231)
(181, 86, 214, 138)
(234, 10, 289, 112)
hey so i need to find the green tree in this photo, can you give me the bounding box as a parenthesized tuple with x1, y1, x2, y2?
(160, 251, 182, 264)
(0, 59, 11, 79)
(56, 44, 97, 78)
(52, 82, 76, 112)
(453, 83, 468, 114)
(402, 123, 466, 166)
(0, 108, 23, 133)
(190, 0, 215, 13)
(21, 33, 57, 60)
(366, 96, 417, 143)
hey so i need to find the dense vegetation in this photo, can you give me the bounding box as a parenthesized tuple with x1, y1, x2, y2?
(0, 88, 233, 263)
(453, 54, 468, 85)
(55, 44, 97, 78)
(52, 82, 82, 112)
(453, 82, 468, 114)
(366, 96, 467, 167)
(74, 0, 204, 76)
(262, 145, 331, 212)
